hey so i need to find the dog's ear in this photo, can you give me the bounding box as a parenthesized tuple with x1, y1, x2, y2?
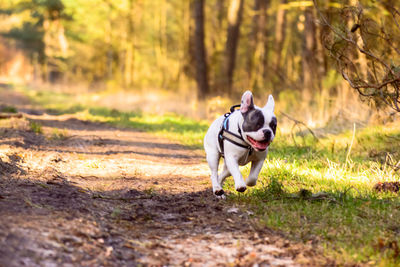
(240, 91, 254, 113)
(264, 95, 275, 113)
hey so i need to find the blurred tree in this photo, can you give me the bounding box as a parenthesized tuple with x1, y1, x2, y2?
(1, 0, 397, 119)
(274, 0, 287, 72)
(302, 6, 317, 104)
(2, 0, 69, 82)
(192, 0, 209, 100)
(224, 0, 244, 93)
(247, 0, 270, 92)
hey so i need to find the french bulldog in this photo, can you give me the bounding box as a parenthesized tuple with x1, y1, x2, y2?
(204, 91, 277, 199)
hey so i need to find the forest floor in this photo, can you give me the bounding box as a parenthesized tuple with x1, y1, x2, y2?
(0, 89, 336, 266)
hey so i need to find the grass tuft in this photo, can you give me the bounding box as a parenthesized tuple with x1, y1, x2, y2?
(29, 121, 43, 134)
(50, 128, 69, 140)
(1, 105, 18, 113)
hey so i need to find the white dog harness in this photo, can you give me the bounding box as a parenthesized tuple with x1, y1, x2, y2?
(218, 105, 253, 157)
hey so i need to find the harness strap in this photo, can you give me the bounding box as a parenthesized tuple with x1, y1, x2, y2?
(229, 104, 241, 113)
(218, 105, 252, 157)
(221, 130, 250, 149)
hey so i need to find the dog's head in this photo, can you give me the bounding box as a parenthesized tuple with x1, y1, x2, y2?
(239, 91, 277, 151)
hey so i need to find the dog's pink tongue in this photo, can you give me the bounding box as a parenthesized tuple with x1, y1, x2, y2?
(255, 141, 268, 150)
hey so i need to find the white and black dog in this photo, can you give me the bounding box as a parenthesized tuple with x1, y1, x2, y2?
(204, 91, 277, 198)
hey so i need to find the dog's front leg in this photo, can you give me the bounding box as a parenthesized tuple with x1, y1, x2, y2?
(246, 157, 265, 186)
(224, 155, 247, 192)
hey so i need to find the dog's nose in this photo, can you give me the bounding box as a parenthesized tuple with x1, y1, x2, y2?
(263, 129, 272, 141)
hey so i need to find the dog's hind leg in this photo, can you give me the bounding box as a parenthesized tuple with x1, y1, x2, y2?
(217, 163, 230, 187)
(206, 152, 225, 197)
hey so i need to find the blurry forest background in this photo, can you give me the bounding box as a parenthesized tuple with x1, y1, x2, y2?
(0, 0, 399, 127)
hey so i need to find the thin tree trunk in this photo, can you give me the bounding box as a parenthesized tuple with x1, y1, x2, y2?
(209, 0, 225, 94)
(249, 0, 270, 90)
(261, 0, 270, 82)
(247, 0, 261, 82)
(274, 0, 287, 71)
(224, 0, 244, 93)
(216, 0, 225, 29)
(302, 6, 318, 119)
(104, 1, 113, 80)
(123, 0, 136, 88)
(192, 0, 209, 100)
(302, 7, 317, 93)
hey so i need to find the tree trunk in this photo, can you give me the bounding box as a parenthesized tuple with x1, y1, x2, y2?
(302, 7, 317, 94)
(247, 0, 261, 82)
(261, 0, 270, 83)
(248, 0, 270, 90)
(224, 0, 244, 94)
(301, 6, 318, 119)
(192, 0, 209, 100)
(274, 0, 287, 71)
(124, 0, 136, 88)
(216, 0, 225, 29)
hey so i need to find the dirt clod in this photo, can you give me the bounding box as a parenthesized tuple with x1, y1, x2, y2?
(373, 182, 400, 193)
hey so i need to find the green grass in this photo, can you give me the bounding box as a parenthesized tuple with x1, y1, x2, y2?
(0, 105, 18, 113)
(18, 86, 208, 148)
(80, 107, 208, 148)
(50, 128, 69, 140)
(17, 85, 400, 265)
(228, 128, 400, 266)
(29, 121, 43, 134)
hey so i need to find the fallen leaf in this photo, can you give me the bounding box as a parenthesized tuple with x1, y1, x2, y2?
(105, 246, 113, 257)
(227, 207, 239, 214)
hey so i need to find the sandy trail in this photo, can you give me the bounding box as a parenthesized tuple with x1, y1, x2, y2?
(0, 90, 332, 266)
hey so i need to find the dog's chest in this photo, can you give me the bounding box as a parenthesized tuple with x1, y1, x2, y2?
(236, 150, 264, 166)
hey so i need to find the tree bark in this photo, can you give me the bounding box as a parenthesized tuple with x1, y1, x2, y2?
(247, 0, 261, 82)
(302, 7, 317, 92)
(274, 0, 287, 71)
(224, 0, 244, 93)
(261, 0, 270, 82)
(301, 7, 317, 113)
(216, 0, 225, 29)
(192, 0, 209, 100)
(248, 0, 270, 89)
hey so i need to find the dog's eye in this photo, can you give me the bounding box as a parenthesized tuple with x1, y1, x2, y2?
(269, 117, 277, 134)
(252, 116, 264, 130)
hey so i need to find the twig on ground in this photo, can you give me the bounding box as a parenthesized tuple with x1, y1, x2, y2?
(91, 193, 152, 201)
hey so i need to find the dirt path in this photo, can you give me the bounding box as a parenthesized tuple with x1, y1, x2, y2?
(0, 90, 333, 266)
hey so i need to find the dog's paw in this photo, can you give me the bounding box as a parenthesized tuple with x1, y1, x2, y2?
(246, 178, 257, 187)
(236, 186, 247, 193)
(214, 189, 225, 196)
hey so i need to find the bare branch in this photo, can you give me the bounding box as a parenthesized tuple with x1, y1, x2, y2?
(385, 3, 400, 33)
(313, 0, 400, 112)
(280, 112, 319, 142)
(313, 0, 393, 75)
